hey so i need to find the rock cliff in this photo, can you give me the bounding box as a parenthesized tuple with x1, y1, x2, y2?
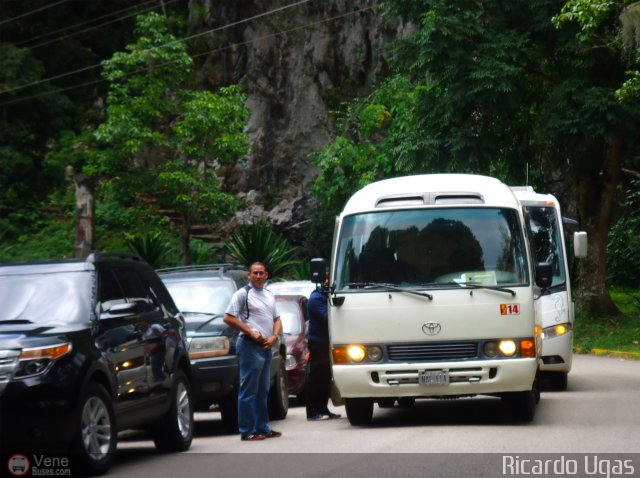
(188, 0, 407, 241)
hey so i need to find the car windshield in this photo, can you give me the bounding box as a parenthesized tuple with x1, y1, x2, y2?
(164, 280, 235, 315)
(334, 207, 529, 291)
(0, 271, 92, 323)
(277, 300, 302, 335)
(524, 205, 566, 288)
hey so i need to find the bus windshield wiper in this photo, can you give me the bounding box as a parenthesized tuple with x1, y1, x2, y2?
(346, 282, 433, 300)
(450, 281, 516, 296)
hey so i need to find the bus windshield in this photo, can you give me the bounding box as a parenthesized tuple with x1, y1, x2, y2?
(334, 208, 529, 291)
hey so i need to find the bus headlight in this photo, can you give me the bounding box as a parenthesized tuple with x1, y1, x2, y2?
(332, 344, 383, 364)
(542, 323, 572, 340)
(483, 341, 499, 357)
(498, 340, 517, 356)
(347, 345, 366, 362)
(367, 346, 383, 362)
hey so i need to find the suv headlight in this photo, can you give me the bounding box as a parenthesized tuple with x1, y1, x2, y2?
(14, 343, 73, 378)
(188, 336, 229, 360)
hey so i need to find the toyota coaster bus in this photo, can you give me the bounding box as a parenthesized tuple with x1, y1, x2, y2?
(311, 174, 553, 425)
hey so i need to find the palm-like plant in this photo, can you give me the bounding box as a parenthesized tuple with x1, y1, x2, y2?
(124, 231, 173, 268)
(227, 221, 300, 279)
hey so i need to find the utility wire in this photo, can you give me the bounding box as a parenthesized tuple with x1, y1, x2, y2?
(26, 0, 180, 50)
(0, 0, 72, 26)
(15, 0, 162, 47)
(0, 4, 377, 108)
(0, 0, 312, 97)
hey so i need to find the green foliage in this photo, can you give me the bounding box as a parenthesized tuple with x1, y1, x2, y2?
(0, 44, 73, 240)
(0, 217, 75, 262)
(124, 231, 173, 268)
(90, 12, 250, 264)
(189, 239, 225, 266)
(93, 12, 194, 167)
(174, 87, 251, 164)
(552, 0, 617, 37)
(607, 179, 640, 287)
(226, 222, 301, 280)
(574, 288, 640, 352)
(154, 160, 237, 226)
(313, 76, 422, 212)
(288, 260, 311, 281)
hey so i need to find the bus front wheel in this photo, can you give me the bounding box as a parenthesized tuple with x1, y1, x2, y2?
(345, 398, 374, 426)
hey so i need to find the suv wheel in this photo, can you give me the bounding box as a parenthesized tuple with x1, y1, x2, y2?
(152, 370, 194, 452)
(71, 382, 117, 476)
(268, 357, 289, 420)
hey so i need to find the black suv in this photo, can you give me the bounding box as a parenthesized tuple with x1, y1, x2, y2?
(0, 253, 194, 475)
(158, 264, 289, 433)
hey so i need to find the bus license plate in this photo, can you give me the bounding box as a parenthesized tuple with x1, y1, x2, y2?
(419, 370, 449, 386)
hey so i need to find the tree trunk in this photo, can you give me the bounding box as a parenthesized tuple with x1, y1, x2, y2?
(74, 174, 95, 259)
(575, 137, 622, 317)
(180, 212, 192, 266)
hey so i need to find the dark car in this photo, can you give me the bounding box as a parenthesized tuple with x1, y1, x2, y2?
(275, 295, 309, 401)
(0, 253, 194, 476)
(158, 264, 289, 433)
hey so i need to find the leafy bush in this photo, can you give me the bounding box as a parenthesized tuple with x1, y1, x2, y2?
(607, 179, 640, 287)
(0, 220, 75, 262)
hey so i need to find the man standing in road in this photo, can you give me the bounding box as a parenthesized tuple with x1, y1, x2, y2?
(305, 274, 341, 421)
(224, 262, 283, 441)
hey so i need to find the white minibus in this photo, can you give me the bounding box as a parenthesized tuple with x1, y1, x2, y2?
(312, 174, 553, 425)
(511, 186, 587, 390)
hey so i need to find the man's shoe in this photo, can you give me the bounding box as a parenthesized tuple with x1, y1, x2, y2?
(326, 412, 341, 419)
(264, 430, 282, 438)
(307, 413, 330, 421)
(241, 433, 266, 441)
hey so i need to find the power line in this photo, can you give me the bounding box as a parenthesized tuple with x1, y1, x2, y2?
(27, 0, 180, 50)
(15, 0, 163, 48)
(0, 4, 378, 108)
(0, 0, 72, 26)
(0, 0, 312, 97)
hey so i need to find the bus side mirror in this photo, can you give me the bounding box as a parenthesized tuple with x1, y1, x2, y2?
(574, 231, 588, 258)
(310, 258, 326, 283)
(535, 262, 553, 289)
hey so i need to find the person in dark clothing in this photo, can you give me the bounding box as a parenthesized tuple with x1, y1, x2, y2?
(305, 278, 341, 421)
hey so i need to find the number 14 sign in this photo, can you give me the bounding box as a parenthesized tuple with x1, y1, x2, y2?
(500, 303, 520, 315)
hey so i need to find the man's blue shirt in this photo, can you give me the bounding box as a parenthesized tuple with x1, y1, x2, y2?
(307, 288, 329, 343)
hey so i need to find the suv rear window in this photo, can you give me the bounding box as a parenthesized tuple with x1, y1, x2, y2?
(164, 280, 235, 315)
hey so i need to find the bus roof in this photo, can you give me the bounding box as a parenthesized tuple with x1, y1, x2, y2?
(510, 186, 560, 210)
(341, 174, 520, 216)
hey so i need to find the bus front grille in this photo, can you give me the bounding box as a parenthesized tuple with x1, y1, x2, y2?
(387, 342, 478, 362)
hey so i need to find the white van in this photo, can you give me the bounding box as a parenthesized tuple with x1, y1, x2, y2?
(312, 174, 553, 425)
(511, 186, 587, 390)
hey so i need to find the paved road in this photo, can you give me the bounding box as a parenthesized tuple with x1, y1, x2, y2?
(108, 354, 640, 477)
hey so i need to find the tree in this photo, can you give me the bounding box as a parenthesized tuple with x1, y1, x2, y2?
(92, 12, 250, 264)
(315, 0, 640, 316)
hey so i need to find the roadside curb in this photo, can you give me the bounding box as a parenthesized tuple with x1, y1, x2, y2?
(575, 347, 640, 360)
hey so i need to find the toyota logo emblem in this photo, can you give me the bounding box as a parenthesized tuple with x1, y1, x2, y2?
(422, 321, 442, 336)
